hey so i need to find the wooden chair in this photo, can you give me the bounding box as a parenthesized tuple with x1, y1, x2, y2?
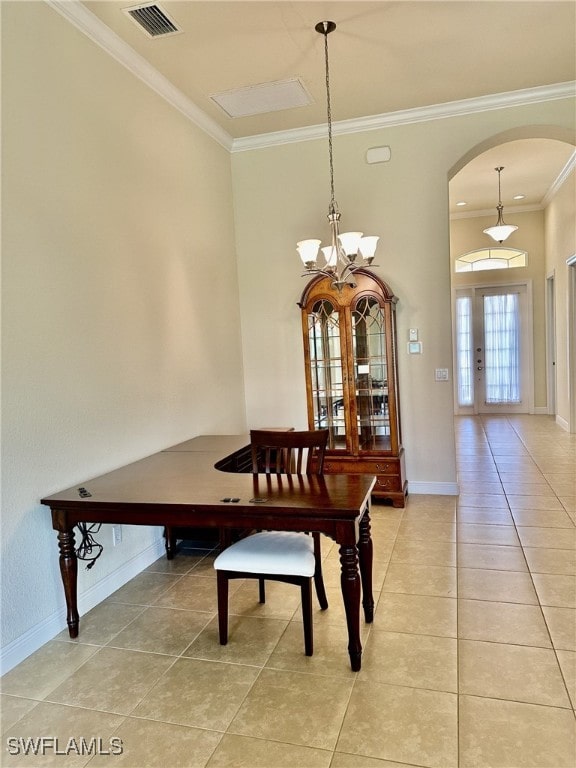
(213, 428, 330, 656)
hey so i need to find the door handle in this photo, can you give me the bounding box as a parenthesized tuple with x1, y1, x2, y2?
(477, 366, 483, 371)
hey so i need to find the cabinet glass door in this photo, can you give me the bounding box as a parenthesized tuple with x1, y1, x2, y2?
(351, 297, 390, 450)
(307, 299, 347, 449)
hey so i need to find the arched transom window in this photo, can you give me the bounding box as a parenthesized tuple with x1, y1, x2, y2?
(455, 247, 527, 273)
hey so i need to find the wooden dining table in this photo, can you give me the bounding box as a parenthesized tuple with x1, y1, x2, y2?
(41, 435, 376, 670)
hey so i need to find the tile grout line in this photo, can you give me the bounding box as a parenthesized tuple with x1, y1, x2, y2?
(330, 499, 408, 764)
(456, 415, 500, 766)
(484, 416, 575, 716)
(506, 418, 575, 709)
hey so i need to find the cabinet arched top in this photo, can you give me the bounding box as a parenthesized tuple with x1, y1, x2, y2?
(298, 268, 398, 310)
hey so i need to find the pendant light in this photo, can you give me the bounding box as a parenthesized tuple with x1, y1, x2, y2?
(483, 166, 518, 243)
(296, 21, 379, 290)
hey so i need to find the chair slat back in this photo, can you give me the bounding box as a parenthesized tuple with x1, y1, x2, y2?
(250, 429, 329, 475)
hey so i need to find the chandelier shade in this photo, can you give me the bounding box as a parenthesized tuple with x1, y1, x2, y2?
(483, 166, 518, 244)
(297, 239, 322, 268)
(296, 21, 379, 290)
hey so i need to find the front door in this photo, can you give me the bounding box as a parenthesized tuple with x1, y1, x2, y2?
(455, 284, 533, 414)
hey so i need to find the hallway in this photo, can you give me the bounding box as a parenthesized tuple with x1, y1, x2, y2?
(1, 415, 574, 767)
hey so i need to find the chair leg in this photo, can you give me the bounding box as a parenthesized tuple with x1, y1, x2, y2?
(312, 532, 328, 610)
(258, 578, 266, 603)
(216, 571, 229, 645)
(301, 579, 313, 656)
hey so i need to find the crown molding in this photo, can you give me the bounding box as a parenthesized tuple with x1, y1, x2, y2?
(46, 1, 574, 156)
(451, 203, 543, 220)
(232, 82, 576, 153)
(45, 0, 234, 151)
(541, 149, 576, 208)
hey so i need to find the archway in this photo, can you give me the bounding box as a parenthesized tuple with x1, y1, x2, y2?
(448, 127, 575, 425)
(448, 125, 575, 182)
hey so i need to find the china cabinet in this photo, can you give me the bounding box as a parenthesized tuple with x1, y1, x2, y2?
(299, 269, 407, 506)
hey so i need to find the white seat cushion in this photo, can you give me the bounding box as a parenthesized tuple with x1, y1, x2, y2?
(213, 531, 316, 577)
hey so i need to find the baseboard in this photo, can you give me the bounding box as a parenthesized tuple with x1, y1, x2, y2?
(556, 414, 570, 432)
(407, 481, 459, 496)
(533, 406, 549, 415)
(0, 538, 165, 675)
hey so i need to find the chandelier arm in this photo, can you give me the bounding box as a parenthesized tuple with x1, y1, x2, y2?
(301, 267, 338, 280)
(302, 267, 357, 290)
(303, 262, 371, 280)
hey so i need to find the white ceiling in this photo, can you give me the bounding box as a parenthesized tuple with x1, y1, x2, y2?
(74, 1, 576, 213)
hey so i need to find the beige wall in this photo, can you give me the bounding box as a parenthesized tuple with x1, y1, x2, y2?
(1, 2, 245, 660)
(232, 103, 576, 490)
(450, 209, 547, 410)
(545, 170, 576, 427)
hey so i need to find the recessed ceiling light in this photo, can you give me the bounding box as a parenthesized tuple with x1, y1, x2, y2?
(513, 194, 526, 200)
(456, 201, 467, 207)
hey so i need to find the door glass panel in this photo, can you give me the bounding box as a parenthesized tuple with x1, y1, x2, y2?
(352, 297, 390, 450)
(307, 300, 346, 449)
(484, 293, 521, 403)
(456, 295, 474, 406)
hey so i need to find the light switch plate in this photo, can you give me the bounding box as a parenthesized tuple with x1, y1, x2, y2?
(435, 368, 449, 381)
(409, 328, 418, 341)
(407, 342, 422, 354)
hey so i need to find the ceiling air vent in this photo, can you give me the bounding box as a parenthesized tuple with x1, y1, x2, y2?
(211, 78, 313, 118)
(123, 3, 181, 38)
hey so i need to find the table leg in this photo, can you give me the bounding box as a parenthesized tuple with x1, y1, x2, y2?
(164, 526, 177, 560)
(358, 507, 374, 623)
(339, 543, 362, 671)
(57, 527, 79, 638)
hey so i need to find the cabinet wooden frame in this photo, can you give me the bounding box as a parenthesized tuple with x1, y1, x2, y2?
(299, 269, 407, 507)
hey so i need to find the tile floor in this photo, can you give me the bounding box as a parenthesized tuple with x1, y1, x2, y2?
(1, 415, 575, 767)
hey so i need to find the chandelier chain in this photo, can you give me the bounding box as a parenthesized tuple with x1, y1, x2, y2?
(323, 29, 336, 213)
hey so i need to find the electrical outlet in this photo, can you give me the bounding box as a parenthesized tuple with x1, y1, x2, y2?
(112, 524, 122, 546)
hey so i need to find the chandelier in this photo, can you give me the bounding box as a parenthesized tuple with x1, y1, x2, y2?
(483, 166, 518, 243)
(296, 21, 379, 290)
